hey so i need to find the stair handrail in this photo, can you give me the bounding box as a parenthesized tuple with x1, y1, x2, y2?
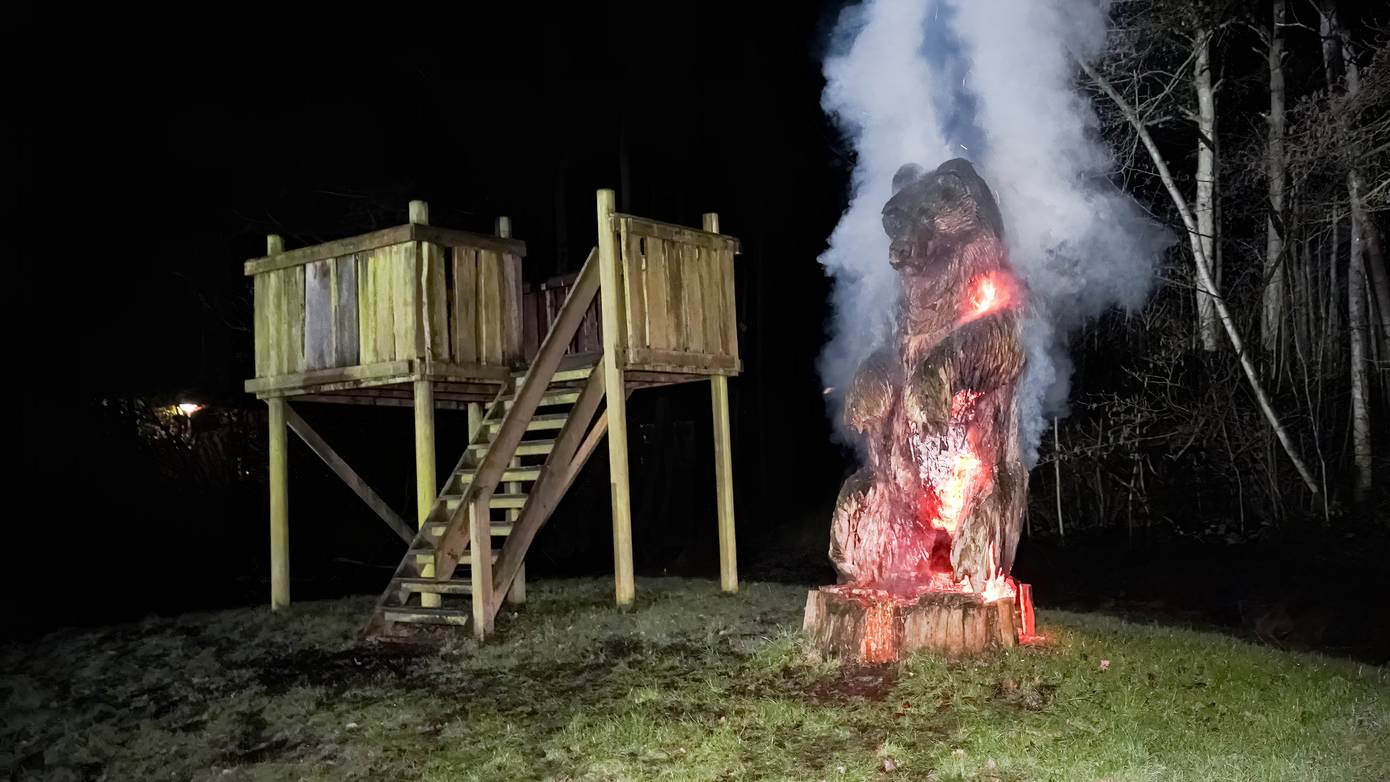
(433, 248, 601, 578)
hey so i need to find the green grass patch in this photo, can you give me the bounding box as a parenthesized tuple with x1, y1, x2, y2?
(2, 578, 1385, 781)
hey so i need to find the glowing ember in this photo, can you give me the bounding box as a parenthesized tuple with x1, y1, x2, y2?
(937, 450, 981, 531)
(972, 277, 998, 314)
(958, 273, 1012, 326)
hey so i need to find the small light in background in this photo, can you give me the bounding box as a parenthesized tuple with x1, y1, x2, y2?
(177, 402, 203, 416)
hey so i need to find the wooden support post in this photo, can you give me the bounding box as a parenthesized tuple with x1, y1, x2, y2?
(265, 233, 290, 611)
(267, 395, 290, 610)
(710, 377, 737, 592)
(413, 378, 440, 608)
(704, 213, 739, 594)
(469, 494, 495, 638)
(597, 189, 635, 606)
(496, 215, 526, 605)
(409, 199, 430, 225)
(468, 403, 483, 441)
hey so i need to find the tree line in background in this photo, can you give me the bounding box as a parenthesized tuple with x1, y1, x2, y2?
(1035, 0, 1387, 539)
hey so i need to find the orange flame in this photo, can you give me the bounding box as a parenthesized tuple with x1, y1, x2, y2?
(931, 449, 982, 533)
(961, 273, 1011, 324)
(972, 277, 998, 314)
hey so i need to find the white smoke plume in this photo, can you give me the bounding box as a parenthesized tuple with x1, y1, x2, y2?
(818, 0, 1167, 463)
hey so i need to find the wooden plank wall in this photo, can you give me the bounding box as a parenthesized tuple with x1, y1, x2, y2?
(521, 274, 603, 361)
(449, 246, 523, 367)
(616, 217, 738, 367)
(252, 265, 306, 377)
(253, 240, 461, 379)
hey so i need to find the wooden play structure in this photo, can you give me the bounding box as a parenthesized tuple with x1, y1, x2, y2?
(244, 192, 741, 639)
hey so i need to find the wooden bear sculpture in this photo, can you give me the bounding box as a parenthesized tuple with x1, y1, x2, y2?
(830, 158, 1028, 597)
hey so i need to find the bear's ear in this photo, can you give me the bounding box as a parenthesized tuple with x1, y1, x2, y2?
(891, 163, 923, 194)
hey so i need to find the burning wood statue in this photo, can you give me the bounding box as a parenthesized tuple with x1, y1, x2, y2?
(804, 159, 1036, 661)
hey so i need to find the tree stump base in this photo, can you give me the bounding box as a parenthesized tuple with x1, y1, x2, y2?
(803, 586, 1019, 663)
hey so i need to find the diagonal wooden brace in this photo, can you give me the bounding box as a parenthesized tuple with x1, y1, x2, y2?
(283, 404, 415, 544)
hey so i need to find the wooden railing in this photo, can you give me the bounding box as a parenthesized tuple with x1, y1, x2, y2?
(522, 273, 603, 360)
(245, 206, 526, 394)
(614, 214, 740, 374)
(517, 215, 740, 376)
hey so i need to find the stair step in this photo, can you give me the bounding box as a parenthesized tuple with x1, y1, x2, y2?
(515, 365, 595, 385)
(395, 577, 473, 595)
(382, 607, 471, 627)
(408, 547, 501, 562)
(487, 413, 569, 432)
(425, 520, 514, 537)
(443, 493, 528, 510)
(468, 440, 555, 457)
(506, 390, 580, 408)
(452, 466, 542, 488)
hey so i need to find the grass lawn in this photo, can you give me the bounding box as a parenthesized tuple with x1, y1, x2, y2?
(2, 578, 1386, 781)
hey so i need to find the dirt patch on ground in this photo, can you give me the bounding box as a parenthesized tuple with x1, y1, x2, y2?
(995, 675, 1057, 711)
(803, 663, 898, 702)
(250, 643, 434, 694)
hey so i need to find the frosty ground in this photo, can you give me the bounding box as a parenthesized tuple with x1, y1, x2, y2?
(3, 578, 1386, 781)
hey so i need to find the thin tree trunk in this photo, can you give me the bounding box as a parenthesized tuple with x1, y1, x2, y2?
(1263, 0, 1287, 352)
(1348, 171, 1372, 510)
(1363, 222, 1390, 357)
(1053, 418, 1064, 539)
(1319, 7, 1340, 90)
(1195, 30, 1221, 352)
(1080, 58, 1320, 494)
(1328, 215, 1341, 374)
(1321, 4, 1374, 513)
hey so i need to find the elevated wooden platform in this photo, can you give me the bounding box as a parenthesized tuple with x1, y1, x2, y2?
(247, 195, 743, 640)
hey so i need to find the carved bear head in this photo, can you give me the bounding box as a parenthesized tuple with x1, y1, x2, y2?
(881, 158, 1005, 276)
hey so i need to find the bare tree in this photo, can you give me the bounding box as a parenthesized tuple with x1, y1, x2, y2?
(1195, 25, 1223, 352)
(1262, 0, 1288, 352)
(1079, 57, 1321, 495)
(1317, 2, 1374, 512)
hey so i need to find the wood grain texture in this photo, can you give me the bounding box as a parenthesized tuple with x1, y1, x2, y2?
(643, 237, 671, 351)
(421, 242, 449, 361)
(718, 249, 738, 359)
(267, 398, 289, 609)
(598, 191, 634, 606)
(451, 247, 479, 364)
(391, 242, 419, 359)
(334, 255, 360, 366)
(304, 260, 333, 370)
(477, 250, 504, 364)
(803, 589, 1017, 661)
(244, 223, 525, 276)
(253, 273, 270, 376)
(616, 214, 739, 253)
(280, 266, 306, 375)
(621, 223, 648, 351)
(502, 253, 524, 363)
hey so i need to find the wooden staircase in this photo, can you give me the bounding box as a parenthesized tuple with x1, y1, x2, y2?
(366, 250, 610, 639)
